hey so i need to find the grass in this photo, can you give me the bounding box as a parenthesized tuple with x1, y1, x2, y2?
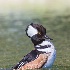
(0, 10, 70, 70)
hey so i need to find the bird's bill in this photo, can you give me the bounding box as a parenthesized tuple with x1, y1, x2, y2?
(44, 35, 53, 40)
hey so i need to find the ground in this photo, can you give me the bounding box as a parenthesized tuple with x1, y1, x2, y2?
(0, 10, 70, 70)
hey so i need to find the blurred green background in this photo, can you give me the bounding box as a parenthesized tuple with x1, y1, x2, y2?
(0, 0, 70, 70)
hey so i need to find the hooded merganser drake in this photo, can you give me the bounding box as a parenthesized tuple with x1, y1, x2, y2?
(13, 23, 56, 70)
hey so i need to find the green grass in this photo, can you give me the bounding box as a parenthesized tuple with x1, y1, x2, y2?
(0, 11, 70, 70)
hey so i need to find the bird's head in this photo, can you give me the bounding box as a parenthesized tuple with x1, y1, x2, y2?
(25, 23, 53, 45)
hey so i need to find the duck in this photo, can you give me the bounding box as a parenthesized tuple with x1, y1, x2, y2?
(13, 23, 56, 70)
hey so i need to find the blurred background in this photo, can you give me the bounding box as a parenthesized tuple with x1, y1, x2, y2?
(0, 0, 70, 69)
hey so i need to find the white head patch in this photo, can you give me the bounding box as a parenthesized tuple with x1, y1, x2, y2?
(27, 25, 38, 37)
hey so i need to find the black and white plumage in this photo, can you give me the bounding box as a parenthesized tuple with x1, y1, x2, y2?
(13, 50, 43, 69)
(35, 40, 56, 68)
(13, 23, 56, 70)
(26, 23, 53, 45)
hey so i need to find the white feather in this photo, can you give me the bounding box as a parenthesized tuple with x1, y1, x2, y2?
(36, 40, 56, 68)
(36, 40, 55, 53)
(27, 25, 38, 37)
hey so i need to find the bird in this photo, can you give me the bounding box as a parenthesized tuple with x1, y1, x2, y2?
(13, 23, 56, 70)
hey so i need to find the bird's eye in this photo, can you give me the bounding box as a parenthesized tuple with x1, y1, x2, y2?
(38, 32, 41, 35)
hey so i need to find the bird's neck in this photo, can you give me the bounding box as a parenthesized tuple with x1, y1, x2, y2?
(34, 40, 55, 53)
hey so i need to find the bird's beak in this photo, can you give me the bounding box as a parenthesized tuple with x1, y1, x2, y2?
(44, 35, 53, 40)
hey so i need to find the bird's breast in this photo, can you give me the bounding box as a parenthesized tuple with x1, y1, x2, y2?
(43, 49, 56, 68)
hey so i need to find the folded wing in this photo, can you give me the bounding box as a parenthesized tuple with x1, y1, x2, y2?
(19, 53, 49, 70)
(13, 50, 38, 69)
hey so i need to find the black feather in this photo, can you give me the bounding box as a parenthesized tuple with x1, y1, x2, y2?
(13, 50, 42, 69)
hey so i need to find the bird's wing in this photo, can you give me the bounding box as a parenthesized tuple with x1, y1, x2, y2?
(13, 50, 38, 69)
(19, 53, 49, 70)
